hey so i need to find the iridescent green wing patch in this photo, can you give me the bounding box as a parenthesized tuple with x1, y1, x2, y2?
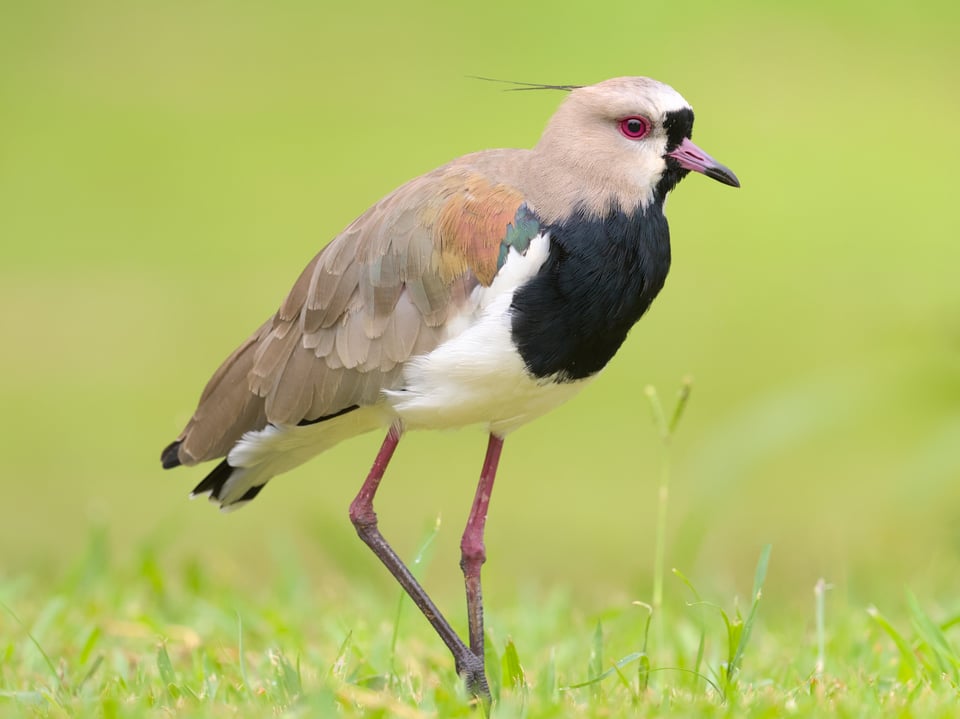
(497, 204, 541, 270)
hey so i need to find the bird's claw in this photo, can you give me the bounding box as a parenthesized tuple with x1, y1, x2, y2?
(457, 651, 491, 706)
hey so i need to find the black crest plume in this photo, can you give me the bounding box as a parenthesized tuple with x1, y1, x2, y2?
(468, 76, 582, 92)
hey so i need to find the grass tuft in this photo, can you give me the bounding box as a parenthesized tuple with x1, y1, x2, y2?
(3, 529, 960, 716)
(722, 543, 772, 696)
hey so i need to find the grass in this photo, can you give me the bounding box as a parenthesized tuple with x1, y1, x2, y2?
(5, 528, 960, 717)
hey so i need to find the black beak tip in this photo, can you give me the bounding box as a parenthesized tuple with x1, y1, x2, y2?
(705, 164, 741, 188)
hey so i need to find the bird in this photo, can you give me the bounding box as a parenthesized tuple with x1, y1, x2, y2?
(161, 76, 739, 702)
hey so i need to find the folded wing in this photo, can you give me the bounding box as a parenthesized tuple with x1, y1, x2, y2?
(165, 162, 539, 467)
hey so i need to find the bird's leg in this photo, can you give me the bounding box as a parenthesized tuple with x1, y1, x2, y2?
(348, 425, 490, 702)
(460, 434, 504, 661)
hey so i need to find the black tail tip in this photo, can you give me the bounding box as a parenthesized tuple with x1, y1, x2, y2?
(190, 458, 231, 498)
(161, 440, 183, 469)
(189, 459, 266, 510)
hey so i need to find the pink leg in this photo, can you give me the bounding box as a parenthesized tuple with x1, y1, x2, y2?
(349, 426, 488, 699)
(460, 433, 504, 659)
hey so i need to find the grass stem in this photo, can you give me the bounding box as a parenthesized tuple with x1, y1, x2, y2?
(814, 578, 830, 679)
(645, 377, 693, 660)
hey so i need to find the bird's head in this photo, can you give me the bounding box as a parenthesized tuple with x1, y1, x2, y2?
(529, 76, 739, 220)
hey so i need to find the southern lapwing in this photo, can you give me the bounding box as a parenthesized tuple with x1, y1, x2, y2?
(161, 76, 739, 700)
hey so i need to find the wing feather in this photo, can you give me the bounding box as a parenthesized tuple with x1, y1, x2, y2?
(381, 290, 422, 364)
(249, 320, 299, 398)
(167, 155, 537, 463)
(335, 312, 371, 369)
(265, 342, 317, 422)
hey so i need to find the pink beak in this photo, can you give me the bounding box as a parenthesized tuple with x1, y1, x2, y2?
(668, 137, 740, 187)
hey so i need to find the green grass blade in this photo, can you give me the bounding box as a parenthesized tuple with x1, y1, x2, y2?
(668, 376, 694, 435)
(484, 630, 502, 703)
(632, 601, 654, 692)
(940, 614, 960, 632)
(727, 544, 772, 687)
(647, 667, 723, 697)
(673, 568, 707, 684)
(563, 652, 646, 689)
(645, 379, 693, 664)
(1, 600, 65, 700)
(202, 653, 221, 702)
(157, 642, 179, 699)
(720, 605, 739, 686)
(866, 605, 920, 681)
(637, 652, 651, 695)
(611, 659, 637, 702)
(76, 655, 104, 693)
(644, 385, 668, 440)
(906, 591, 960, 680)
(272, 649, 302, 702)
(537, 650, 556, 703)
(77, 624, 101, 666)
(589, 621, 604, 698)
(328, 630, 353, 680)
(501, 638, 526, 691)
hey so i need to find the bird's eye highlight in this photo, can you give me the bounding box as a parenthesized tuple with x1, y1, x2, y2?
(618, 116, 650, 140)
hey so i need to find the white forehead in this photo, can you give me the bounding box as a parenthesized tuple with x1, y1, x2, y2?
(568, 76, 691, 119)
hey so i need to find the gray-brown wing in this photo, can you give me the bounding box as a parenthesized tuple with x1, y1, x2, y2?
(168, 163, 531, 466)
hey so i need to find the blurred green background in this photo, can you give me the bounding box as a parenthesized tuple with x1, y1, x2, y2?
(1, 0, 958, 618)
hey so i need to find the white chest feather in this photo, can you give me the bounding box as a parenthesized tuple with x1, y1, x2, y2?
(384, 233, 590, 434)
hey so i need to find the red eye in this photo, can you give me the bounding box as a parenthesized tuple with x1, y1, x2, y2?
(618, 116, 650, 140)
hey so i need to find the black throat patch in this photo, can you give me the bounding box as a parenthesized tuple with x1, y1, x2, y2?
(509, 202, 672, 382)
(657, 107, 696, 197)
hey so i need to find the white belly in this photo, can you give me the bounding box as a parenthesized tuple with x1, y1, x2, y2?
(385, 291, 589, 434)
(384, 233, 591, 435)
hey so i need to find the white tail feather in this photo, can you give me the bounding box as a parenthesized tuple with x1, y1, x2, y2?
(211, 407, 387, 508)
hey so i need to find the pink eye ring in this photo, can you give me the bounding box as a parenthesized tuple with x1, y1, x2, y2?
(618, 116, 650, 140)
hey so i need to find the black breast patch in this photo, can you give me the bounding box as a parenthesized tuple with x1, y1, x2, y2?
(509, 204, 671, 382)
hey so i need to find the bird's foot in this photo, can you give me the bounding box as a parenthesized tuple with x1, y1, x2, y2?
(456, 651, 491, 709)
